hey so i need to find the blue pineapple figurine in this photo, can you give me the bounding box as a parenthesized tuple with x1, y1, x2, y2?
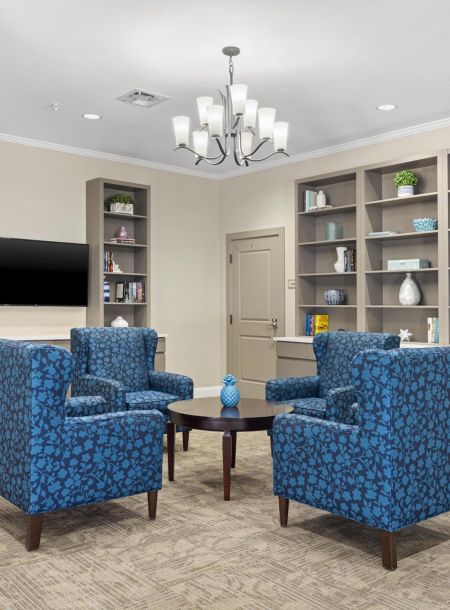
(220, 374, 240, 408)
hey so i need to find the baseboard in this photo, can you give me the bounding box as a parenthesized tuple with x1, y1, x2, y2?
(194, 386, 222, 398)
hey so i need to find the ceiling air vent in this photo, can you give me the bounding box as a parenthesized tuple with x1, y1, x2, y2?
(117, 89, 170, 108)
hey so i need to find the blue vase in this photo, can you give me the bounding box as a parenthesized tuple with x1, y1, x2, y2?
(220, 374, 240, 408)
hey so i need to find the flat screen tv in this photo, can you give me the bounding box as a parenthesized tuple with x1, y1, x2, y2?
(0, 238, 89, 306)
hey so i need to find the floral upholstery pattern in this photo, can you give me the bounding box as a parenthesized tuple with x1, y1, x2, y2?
(266, 331, 400, 421)
(273, 347, 450, 532)
(71, 328, 194, 423)
(0, 340, 164, 516)
(65, 395, 108, 417)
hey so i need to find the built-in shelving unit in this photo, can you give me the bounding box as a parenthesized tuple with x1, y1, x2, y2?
(86, 178, 151, 328)
(296, 152, 450, 345)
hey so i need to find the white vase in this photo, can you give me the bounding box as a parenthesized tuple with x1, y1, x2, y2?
(399, 273, 421, 305)
(334, 247, 347, 273)
(317, 190, 327, 208)
(397, 185, 414, 198)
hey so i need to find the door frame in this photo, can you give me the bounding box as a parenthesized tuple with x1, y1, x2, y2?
(226, 227, 285, 373)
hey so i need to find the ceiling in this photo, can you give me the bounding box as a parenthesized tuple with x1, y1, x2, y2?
(1, 0, 450, 175)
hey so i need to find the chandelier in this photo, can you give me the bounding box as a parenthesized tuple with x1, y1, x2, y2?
(172, 46, 289, 167)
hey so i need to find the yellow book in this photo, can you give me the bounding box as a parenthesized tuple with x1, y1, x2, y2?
(314, 314, 329, 335)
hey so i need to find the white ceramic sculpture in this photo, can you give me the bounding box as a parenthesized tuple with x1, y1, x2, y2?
(111, 316, 129, 328)
(317, 190, 327, 208)
(399, 273, 421, 305)
(334, 247, 347, 273)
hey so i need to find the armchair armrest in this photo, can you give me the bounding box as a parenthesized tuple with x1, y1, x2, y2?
(72, 374, 126, 411)
(266, 375, 319, 401)
(148, 370, 193, 400)
(325, 385, 359, 425)
(65, 395, 108, 418)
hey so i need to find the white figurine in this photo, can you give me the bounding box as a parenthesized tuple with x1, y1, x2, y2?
(111, 316, 129, 328)
(399, 329, 412, 342)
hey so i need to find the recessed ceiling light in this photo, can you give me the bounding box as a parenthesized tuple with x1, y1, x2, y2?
(376, 104, 397, 112)
(82, 113, 102, 120)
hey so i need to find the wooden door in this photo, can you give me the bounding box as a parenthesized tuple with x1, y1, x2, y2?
(227, 229, 285, 398)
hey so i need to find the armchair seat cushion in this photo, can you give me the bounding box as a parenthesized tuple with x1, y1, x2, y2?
(285, 397, 326, 417)
(126, 390, 180, 413)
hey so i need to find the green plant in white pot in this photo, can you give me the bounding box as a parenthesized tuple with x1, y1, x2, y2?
(394, 170, 418, 198)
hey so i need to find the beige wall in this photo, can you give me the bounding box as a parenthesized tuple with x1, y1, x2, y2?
(0, 141, 221, 386)
(218, 126, 450, 373)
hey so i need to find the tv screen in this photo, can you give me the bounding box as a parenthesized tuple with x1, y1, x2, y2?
(0, 238, 89, 306)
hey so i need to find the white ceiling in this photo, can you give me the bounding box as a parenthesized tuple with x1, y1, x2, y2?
(1, 0, 450, 175)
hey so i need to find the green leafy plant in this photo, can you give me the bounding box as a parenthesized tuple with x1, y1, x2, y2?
(106, 194, 135, 205)
(393, 170, 418, 188)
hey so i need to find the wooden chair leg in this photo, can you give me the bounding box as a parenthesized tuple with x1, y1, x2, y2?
(26, 515, 43, 551)
(278, 497, 289, 527)
(147, 490, 158, 520)
(270, 435, 274, 457)
(167, 422, 175, 481)
(380, 530, 397, 570)
(182, 430, 189, 452)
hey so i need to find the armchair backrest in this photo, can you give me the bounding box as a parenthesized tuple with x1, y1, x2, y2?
(0, 340, 72, 512)
(71, 327, 158, 392)
(352, 347, 450, 528)
(313, 331, 400, 397)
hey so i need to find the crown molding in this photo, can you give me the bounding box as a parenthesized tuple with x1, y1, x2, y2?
(0, 132, 221, 181)
(2, 114, 450, 183)
(218, 115, 450, 179)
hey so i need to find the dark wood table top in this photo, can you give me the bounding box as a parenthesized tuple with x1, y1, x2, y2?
(168, 397, 293, 432)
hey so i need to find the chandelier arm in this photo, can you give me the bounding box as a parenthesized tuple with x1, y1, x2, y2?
(201, 154, 228, 166)
(243, 139, 270, 158)
(174, 146, 224, 162)
(215, 137, 227, 157)
(232, 140, 245, 167)
(245, 151, 290, 163)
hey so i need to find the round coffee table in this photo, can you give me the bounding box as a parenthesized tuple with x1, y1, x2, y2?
(168, 397, 293, 500)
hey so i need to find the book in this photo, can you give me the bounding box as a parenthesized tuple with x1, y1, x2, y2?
(305, 313, 329, 336)
(103, 281, 110, 303)
(109, 237, 136, 244)
(304, 190, 317, 211)
(427, 317, 439, 343)
(387, 258, 430, 270)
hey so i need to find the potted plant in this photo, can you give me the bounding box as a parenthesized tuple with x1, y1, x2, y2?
(106, 194, 135, 214)
(393, 170, 418, 198)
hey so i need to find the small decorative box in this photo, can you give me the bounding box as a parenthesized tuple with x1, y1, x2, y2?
(110, 202, 134, 215)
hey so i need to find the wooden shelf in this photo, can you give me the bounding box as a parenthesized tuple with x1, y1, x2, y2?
(298, 304, 357, 309)
(366, 268, 438, 275)
(104, 212, 147, 220)
(298, 204, 356, 217)
(365, 230, 438, 241)
(298, 272, 357, 277)
(104, 302, 147, 306)
(104, 272, 147, 277)
(104, 242, 147, 249)
(365, 192, 438, 207)
(366, 305, 438, 309)
(298, 237, 356, 247)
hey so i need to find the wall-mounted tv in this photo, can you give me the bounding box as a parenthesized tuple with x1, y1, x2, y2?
(0, 238, 89, 306)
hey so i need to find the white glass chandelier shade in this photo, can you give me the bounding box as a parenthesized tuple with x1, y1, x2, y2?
(258, 108, 276, 140)
(207, 105, 224, 137)
(243, 99, 258, 129)
(230, 84, 248, 116)
(196, 96, 213, 126)
(273, 121, 288, 151)
(240, 131, 253, 157)
(172, 116, 190, 146)
(193, 130, 209, 157)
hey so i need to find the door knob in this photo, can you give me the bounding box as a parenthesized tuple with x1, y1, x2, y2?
(270, 317, 278, 328)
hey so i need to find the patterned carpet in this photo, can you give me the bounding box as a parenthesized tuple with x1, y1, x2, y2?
(0, 430, 449, 610)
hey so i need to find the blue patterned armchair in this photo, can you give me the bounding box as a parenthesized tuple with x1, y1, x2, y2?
(266, 331, 400, 423)
(0, 340, 165, 550)
(71, 327, 194, 480)
(273, 347, 450, 570)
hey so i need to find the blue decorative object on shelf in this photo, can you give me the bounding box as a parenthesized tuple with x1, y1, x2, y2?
(324, 288, 345, 305)
(220, 374, 240, 408)
(413, 217, 437, 232)
(325, 222, 343, 241)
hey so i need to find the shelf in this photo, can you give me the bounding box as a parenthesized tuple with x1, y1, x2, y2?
(366, 305, 438, 309)
(104, 302, 147, 306)
(298, 272, 357, 277)
(365, 268, 438, 275)
(104, 272, 147, 277)
(104, 212, 147, 220)
(104, 242, 147, 249)
(298, 237, 356, 247)
(298, 304, 357, 309)
(365, 192, 438, 207)
(365, 230, 438, 241)
(298, 204, 356, 217)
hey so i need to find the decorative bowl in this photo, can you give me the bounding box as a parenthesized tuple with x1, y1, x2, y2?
(413, 218, 437, 232)
(324, 288, 345, 305)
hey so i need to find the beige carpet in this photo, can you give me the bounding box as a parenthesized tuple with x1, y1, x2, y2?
(0, 430, 449, 610)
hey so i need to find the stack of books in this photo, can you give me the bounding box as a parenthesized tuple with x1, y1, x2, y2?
(305, 314, 329, 336)
(427, 317, 439, 343)
(109, 237, 136, 244)
(104, 251, 116, 272)
(344, 248, 356, 272)
(304, 189, 317, 211)
(115, 282, 145, 304)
